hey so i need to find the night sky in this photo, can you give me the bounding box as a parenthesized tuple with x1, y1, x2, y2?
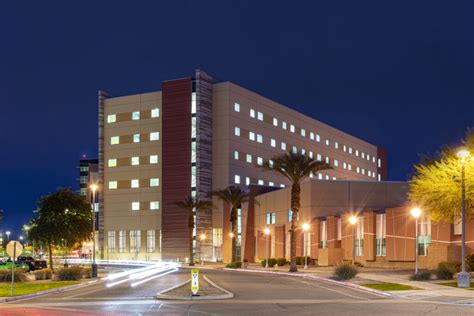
(1, 1, 473, 236)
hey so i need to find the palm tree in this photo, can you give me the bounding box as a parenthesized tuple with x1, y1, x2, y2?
(259, 151, 331, 272)
(212, 186, 250, 263)
(174, 196, 212, 266)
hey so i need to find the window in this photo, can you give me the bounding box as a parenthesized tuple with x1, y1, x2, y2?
(362, 168, 366, 175)
(111, 136, 120, 145)
(368, 170, 372, 177)
(325, 139, 330, 146)
(287, 210, 299, 222)
(343, 145, 346, 152)
(378, 174, 381, 181)
(343, 162, 347, 169)
(109, 181, 117, 189)
(378, 158, 381, 168)
(282, 121, 287, 130)
(376, 213, 386, 256)
(108, 159, 117, 167)
(150, 132, 159, 141)
(250, 108, 255, 118)
(269, 160, 274, 168)
(118, 230, 126, 253)
(130, 230, 141, 253)
(133, 134, 140, 143)
(147, 230, 155, 252)
(132, 111, 140, 120)
(249, 132, 255, 141)
(151, 108, 160, 118)
(234, 127, 240, 136)
(309, 151, 313, 159)
(245, 177, 250, 185)
(348, 164, 352, 171)
(273, 118, 278, 126)
(301, 148, 306, 155)
(266, 212, 276, 225)
(280, 184, 285, 188)
(271, 139, 276, 147)
(258, 179, 264, 185)
(257, 112, 264, 121)
(349, 147, 353, 154)
(355, 217, 364, 256)
(301, 129, 306, 137)
(361, 152, 365, 159)
(150, 155, 158, 164)
(132, 202, 140, 211)
(325, 156, 329, 164)
(454, 217, 462, 235)
(269, 181, 274, 186)
(213, 228, 223, 248)
(290, 124, 295, 133)
(292, 146, 297, 154)
(256, 134, 263, 143)
(246, 154, 252, 163)
(356, 150, 359, 157)
(319, 221, 327, 248)
(107, 114, 116, 123)
(150, 178, 159, 187)
(418, 215, 431, 256)
(191, 117, 196, 138)
(317, 154, 322, 161)
(234, 103, 240, 112)
(131, 156, 139, 166)
(316, 134, 321, 142)
(310, 132, 315, 140)
(257, 157, 263, 166)
(234, 151, 239, 160)
(335, 142, 339, 149)
(357, 167, 360, 173)
(337, 218, 342, 240)
(150, 201, 160, 210)
(234, 175, 241, 184)
(108, 231, 116, 253)
(318, 173, 323, 179)
(334, 159, 339, 167)
(191, 92, 196, 114)
(367, 154, 371, 161)
(131, 179, 139, 188)
(281, 142, 286, 150)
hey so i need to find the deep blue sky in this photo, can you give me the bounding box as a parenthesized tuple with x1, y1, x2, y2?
(1, 1, 473, 236)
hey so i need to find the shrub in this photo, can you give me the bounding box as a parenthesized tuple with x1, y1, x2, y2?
(57, 266, 84, 281)
(261, 258, 277, 267)
(436, 262, 456, 280)
(410, 270, 431, 281)
(294, 256, 313, 265)
(466, 254, 474, 272)
(34, 268, 53, 280)
(225, 261, 242, 269)
(276, 258, 288, 266)
(334, 263, 358, 280)
(82, 267, 92, 279)
(0, 269, 27, 282)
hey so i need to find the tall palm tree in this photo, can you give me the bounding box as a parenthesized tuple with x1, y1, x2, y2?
(175, 196, 212, 266)
(212, 186, 250, 263)
(259, 151, 331, 272)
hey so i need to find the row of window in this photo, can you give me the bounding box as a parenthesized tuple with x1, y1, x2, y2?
(234, 174, 286, 188)
(108, 155, 159, 167)
(131, 201, 160, 210)
(110, 132, 159, 145)
(108, 178, 159, 189)
(233, 102, 380, 167)
(107, 230, 157, 253)
(107, 108, 160, 124)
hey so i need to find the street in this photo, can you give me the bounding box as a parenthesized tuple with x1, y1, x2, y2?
(0, 268, 473, 315)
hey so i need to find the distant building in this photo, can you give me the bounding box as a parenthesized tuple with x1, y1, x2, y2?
(79, 158, 99, 198)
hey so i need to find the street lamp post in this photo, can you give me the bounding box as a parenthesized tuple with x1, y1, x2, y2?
(199, 234, 206, 265)
(302, 223, 310, 269)
(457, 148, 471, 288)
(411, 207, 422, 274)
(264, 228, 270, 268)
(90, 184, 98, 278)
(6, 231, 10, 242)
(349, 216, 357, 265)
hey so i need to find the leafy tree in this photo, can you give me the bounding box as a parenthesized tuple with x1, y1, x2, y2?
(27, 188, 92, 270)
(409, 131, 474, 222)
(259, 151, 331, 272)
(174, 196, 212, 266)
(212, 186, 250, 263)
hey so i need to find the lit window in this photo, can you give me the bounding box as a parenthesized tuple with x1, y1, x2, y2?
(326, 175, 329, 180)
(301, 129, 306, 137)
(131, 179, 139, 188)
(234, 127, 240, 136)
(316, 134, 321, 142)
(282, 121, 287, 130)
(325, 139, 330, 146)
(290, 124, 295, 133)
(367, 154, 371, 161)
(349, 147, 353, 154)
(150, 201, 160, 210)
(234, 151, 239, 160)
(151, 108, 160, 118)
(108, 159, 117, 167)
(378, 158, 381, 168)
(292, 146, 297, 154)
(317, 153, 322, 161)
(269, 160, 274, 168)
(325, 156, 329, 164)
(150, 132, 159, 141)
(273, 118, 278, 126)
(250, 109, 255, 118)
(356, 150, 359, 157)
(334, 159, 339, 167)
(234, 103, 240, 112)
(131, 156, 140, 166)
(246, 154, 252, 163)
(281, 142, 287, 150)
(118, 231, 126, 253)
(310, 132, 315, 140)
(147, 230, 156, 252)
(258, 179, 264, 185)
(343, 162, 347, 169)
(309, 151, 313, 159)
(280, 184, 285, 188)
(132, 202, 140, 211)
(249, 132, 255, 141)
(108, 231, 116, 253)
(109, 181, 117, 189)
(318, 173, 323, 179)
(357, 167, 360, 173)
(301, 148, 306, 155)
(361, 152, 365, 159)
(150, 155, 158, 164)
(132, 111, 140, 120)
(246, 177, 250, 185)
(269, 181, 274, 186)
(257, 157, 263, 166)
(378, 174, 381, 181)
(234, 175, 241, 184)
(107, 114, 116, 123)
(333, 177, 337, 180)
(335, 142, 339, 149)
(111, 136, 120, 145)
(343, 145, 346, 152)
(362, 168, 366, 175)
(130, 230, 141, 253)
(271, 139, 276, 147)
(373, 156, 376, 163)
(150, 178, 159, 187)
(191, 92, 196, 114)
(133, 134, 140, 143)
(257, 134, 263, 143)
(348, 164, 352, 171)
(368, 170, 372, 177)
(257, 112, 264, 121)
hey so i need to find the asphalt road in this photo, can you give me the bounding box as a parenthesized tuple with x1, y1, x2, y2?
(1, 268, 473, 315)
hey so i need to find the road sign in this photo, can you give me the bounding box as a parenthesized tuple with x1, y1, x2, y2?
(191, 269, 199, 295)
(6, 241, 23, 259)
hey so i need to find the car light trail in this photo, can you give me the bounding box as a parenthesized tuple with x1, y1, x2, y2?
(130, 268, 178, 287)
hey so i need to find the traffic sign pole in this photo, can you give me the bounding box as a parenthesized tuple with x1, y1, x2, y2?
(6, 240, 24, 297)
(11, 242, 16, 297)
(191, 269, 199, 296)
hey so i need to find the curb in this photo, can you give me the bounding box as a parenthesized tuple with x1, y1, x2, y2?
(0, 279, 101, 303)
(156, 275, 233, 300)
(223, 268, 392, 298)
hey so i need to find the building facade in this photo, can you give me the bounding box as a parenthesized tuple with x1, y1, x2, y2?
(98, 70, 388, 262)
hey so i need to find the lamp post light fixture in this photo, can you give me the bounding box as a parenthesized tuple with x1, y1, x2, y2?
(199, 234, 206, 265)
(5, 231, 10, 242)
(90, 184, 98, 278)
(302, 223, 310, 269)
(410, 207, 422, 274)
(457, 148, 471, 288)
(349, 216, 357, 265)
(264, 228, 271, 268)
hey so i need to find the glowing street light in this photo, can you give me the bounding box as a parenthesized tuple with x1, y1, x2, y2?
(229, 232, 234, 238)
(411, 207, 422, 274)
(199, 234, 206, 264)
(349, 216, 357, 265)
(90, 183, 98, 277)
(5, 231, 10, 242)
(302, 223, 310, 269)
(264, 228, 271, 268)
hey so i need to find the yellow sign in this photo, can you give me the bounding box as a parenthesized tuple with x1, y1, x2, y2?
(191, 269, 199, 295)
